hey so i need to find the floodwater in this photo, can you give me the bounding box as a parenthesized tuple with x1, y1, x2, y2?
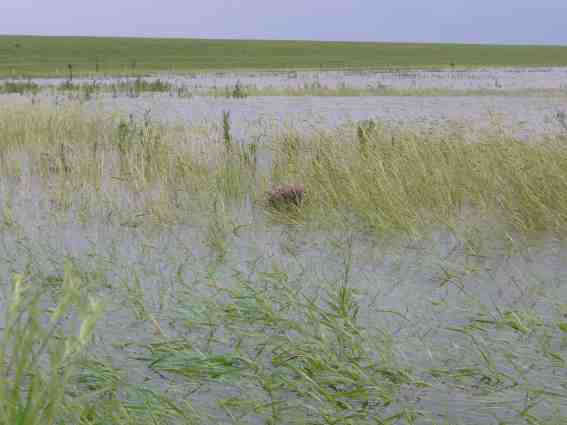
(2, 67, 567, 140)
(2, 183, 567, 423)
(1, 68, 567, 424)
(11, 66, 567, 91)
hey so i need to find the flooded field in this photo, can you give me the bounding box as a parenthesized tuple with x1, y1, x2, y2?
(1, 69, 567, 424)
(16, 67, 567, 90)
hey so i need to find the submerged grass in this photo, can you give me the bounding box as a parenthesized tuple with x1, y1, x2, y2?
(57, 77, 174, 99)
(1, 226, 566, 424)
(207, 82, 567, 98)
(1, 103, 567, 423)
(3, 104, 567, 238)
(4, 78, 567, 99)
(0, 79, 40, 95)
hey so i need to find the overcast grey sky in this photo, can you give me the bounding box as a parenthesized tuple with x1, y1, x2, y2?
(2, 0, 566, 45)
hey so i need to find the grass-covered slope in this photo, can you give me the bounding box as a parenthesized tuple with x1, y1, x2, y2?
(1, 35, 567, 77)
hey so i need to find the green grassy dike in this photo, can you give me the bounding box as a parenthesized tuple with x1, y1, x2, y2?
(1, 35, 567, 77)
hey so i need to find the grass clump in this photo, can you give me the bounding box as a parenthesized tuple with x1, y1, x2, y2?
(57, 77, 173, 98)
(0, 270, 103, 425)
(224, 80, 248, 99)
(0, 80, 40, 95)
(127, 77, 172, 95)
(147, 273, 418, 424)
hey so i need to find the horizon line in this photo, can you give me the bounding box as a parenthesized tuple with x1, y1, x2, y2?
(1, 33, 566, 48)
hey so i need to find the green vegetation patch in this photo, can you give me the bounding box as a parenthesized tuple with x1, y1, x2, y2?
(1, 104, 567, 238)
(1, 35, 567, 77)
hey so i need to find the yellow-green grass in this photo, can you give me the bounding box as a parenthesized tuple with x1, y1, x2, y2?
(2, 35, 567, 78)
(2, 104, 567, 242)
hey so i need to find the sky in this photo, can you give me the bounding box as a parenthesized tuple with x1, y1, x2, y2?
(1, 0, 566, 45)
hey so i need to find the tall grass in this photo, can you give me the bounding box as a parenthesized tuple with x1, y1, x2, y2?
(0, 269, 103, 424)
(1, 104, 567, 240)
